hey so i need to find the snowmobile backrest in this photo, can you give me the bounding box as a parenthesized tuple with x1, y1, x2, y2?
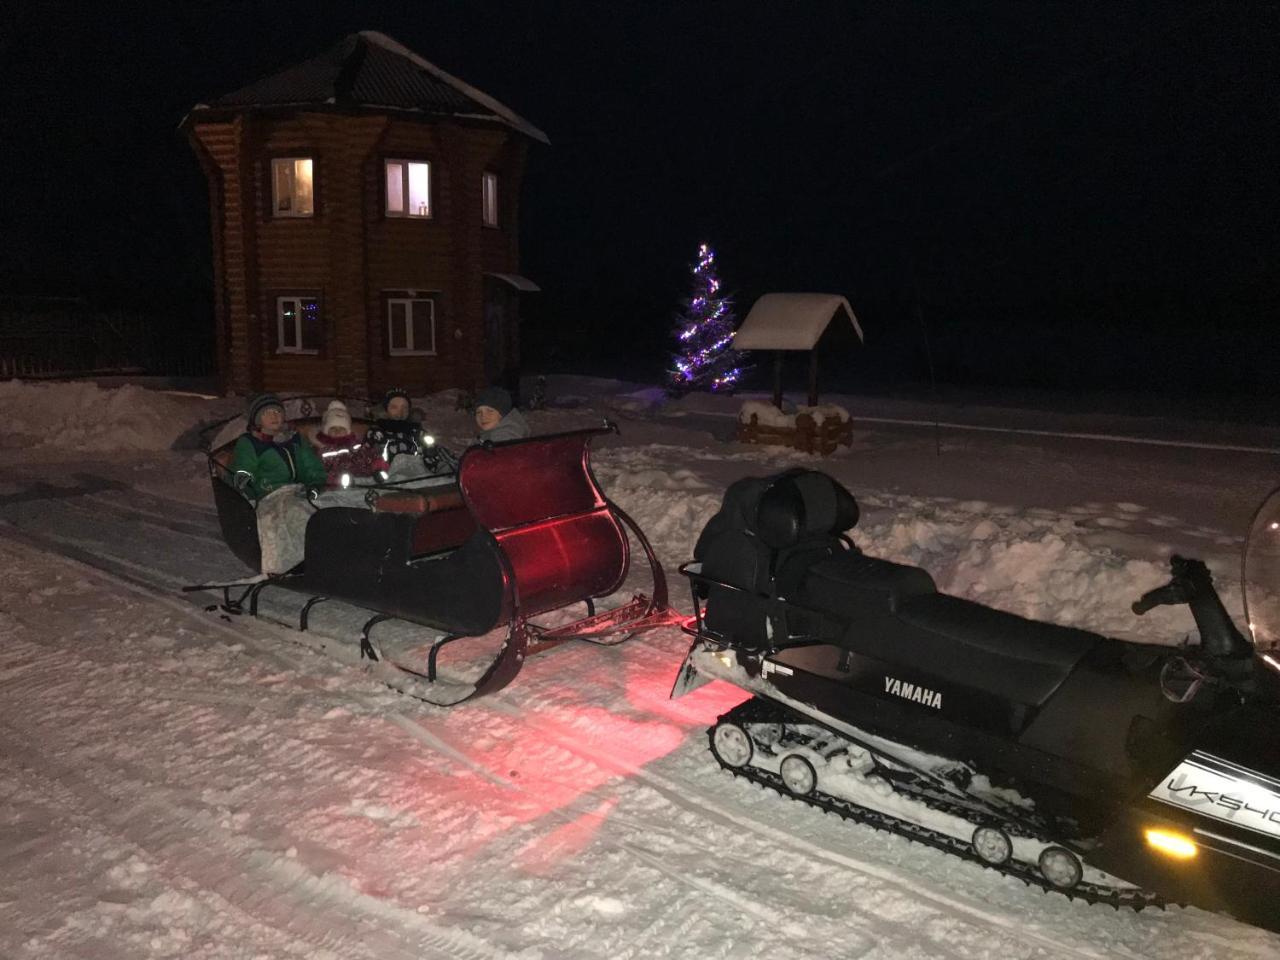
(694, 475, 774, 595)
(457, 427, 630, 617)
(755, 471, 859, 550)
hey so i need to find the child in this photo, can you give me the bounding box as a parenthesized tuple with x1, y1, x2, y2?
(229, 394, 328, 575)
(312, 400, 376, 486)
(366, 386, 425, 470)
(474, 386, 530, 443)
(229, 393, 327, 499)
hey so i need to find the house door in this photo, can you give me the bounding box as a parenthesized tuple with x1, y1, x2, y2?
(483, 279, 512, 383)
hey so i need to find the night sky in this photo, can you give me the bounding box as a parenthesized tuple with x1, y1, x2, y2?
(2, 1, 1277, 400)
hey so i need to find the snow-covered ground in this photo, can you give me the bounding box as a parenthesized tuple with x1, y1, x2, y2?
(1, 377, 1278, 959)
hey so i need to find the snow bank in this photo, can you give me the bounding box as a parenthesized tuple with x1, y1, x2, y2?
(851, 495, 1236, 642)
(0, 380, 212, 453)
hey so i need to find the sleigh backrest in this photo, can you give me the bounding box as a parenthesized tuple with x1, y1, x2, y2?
(458, 427, 629, 617)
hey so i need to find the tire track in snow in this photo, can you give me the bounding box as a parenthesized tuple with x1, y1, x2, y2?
(0, 718, 515, 960)
(0, 584, 520, 960)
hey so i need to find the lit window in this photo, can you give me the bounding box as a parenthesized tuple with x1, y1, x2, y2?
(385, 160, 431, 218)
(271, 158, 314, 216)
(387, 298, 435, 356)
(482, 172, 499, 227)
(276, 296, 321, 354)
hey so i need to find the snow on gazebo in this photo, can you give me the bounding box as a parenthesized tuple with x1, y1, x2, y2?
(732, 293, 864, 455)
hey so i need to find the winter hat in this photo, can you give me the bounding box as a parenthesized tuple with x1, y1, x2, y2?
(247, 393, 285, 428)
(475, 386, 513, 417)
(383, 386, 411, 409)
(321, 400, 352, 437)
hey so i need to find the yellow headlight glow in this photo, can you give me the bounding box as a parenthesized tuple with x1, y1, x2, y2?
(1144, 828, 1197, 860)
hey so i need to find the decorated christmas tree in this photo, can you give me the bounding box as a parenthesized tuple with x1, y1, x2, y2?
(668, 243, 748, 393)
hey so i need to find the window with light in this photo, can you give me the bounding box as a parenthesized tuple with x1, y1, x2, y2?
(271, 158, 314, 217)
(387, 298, 435, 356)
(385, 160, 431, 218)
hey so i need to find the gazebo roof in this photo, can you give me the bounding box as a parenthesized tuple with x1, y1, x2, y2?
(189, 31, 548, 144)
(732, 293, 863, 351)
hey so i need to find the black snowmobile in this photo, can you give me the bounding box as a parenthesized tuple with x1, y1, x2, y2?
(672, 468, 1280, 929)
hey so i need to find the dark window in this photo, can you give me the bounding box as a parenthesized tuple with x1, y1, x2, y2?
(482, 172, 499, 227)
(276, 296, 321, 354)
(387, 298, 435, 355)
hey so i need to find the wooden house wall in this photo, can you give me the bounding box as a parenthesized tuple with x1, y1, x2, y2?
(191, 110, 530, 397)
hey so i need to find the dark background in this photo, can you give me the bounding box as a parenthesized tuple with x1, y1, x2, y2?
(1, 1, 1277, 406)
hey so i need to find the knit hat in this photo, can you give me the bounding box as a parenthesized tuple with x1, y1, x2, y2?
(246, 393, 285, 428)
(321, 400, 352, 437)
(474, 386, 513, 417)
(383, 386, 411, 409)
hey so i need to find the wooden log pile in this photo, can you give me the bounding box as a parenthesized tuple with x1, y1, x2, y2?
(735, 401, 853, 455)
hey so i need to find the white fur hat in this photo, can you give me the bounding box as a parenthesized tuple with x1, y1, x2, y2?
(321, 400, 352, 437)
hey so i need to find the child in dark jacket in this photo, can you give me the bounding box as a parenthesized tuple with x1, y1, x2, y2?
(230, 394, 327, 499)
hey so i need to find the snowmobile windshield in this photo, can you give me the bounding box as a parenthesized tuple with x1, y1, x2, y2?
(1242, 485, 1280, 651)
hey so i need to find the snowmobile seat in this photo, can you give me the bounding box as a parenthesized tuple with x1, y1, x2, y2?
(798, 551, 938, 620)
(883, 593, 1102, 706)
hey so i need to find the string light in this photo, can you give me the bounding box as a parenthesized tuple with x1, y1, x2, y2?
(668, 242, 749, 393)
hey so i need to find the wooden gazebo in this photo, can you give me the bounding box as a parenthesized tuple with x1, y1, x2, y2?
(733, 293, 864, 408)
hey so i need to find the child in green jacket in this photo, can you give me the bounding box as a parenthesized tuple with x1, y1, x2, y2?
(230, 394, 327, 499)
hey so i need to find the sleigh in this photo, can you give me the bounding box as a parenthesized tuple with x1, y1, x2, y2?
(197, 414, 672, 705)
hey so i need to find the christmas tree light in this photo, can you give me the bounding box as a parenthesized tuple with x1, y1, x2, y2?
(668, 243, 748, 393)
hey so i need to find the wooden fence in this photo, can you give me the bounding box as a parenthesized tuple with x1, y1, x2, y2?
(0, 299, 214, 379)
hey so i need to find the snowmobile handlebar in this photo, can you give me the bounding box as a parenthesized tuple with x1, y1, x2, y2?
(1132, 582, 1184, 615)
(1132, 555, 1253, 661)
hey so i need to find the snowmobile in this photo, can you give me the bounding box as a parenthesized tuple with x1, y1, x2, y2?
(196, 396, 674, 705)
(671, 468, 1280, 929)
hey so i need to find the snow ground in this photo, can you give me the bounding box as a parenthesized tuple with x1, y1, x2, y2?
(1, 377, 1278, 959)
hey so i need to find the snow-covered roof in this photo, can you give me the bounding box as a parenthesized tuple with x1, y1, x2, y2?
(485, 272, 541, 292)
(190, 31, 549, 145)
(732, 293, 863, 351)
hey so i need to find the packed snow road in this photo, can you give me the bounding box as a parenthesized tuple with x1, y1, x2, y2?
(2, 379, 1279, 959)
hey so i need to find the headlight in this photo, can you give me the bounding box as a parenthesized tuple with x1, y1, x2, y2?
(340, 473, 351, 489)
(1144, 828, 1197, 860)
(422, 433, 435, 446)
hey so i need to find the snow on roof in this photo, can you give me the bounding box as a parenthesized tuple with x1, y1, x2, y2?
(192, 31, 548, 145)
(485, 272, 541, 292)
(732, 293, 864, 351)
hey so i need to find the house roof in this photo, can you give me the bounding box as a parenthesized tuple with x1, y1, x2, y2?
(190, 31, 548, 144)
(732, 293, 864, 351)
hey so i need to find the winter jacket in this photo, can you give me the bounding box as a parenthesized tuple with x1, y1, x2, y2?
(365, 418, 423, 470)
(312, 432, 378, 486)
(229, 430, 327, 500)
(478, 407, 531, 444)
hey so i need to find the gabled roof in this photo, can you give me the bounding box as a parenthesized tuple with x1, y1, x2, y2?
(189, 30, 548, 144)
(732, 293, 864, 351)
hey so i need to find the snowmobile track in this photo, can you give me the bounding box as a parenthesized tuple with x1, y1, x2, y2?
(709, 698, 1165, 914)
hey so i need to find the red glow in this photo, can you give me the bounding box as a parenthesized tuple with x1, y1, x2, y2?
(515, 796, 619, 876)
